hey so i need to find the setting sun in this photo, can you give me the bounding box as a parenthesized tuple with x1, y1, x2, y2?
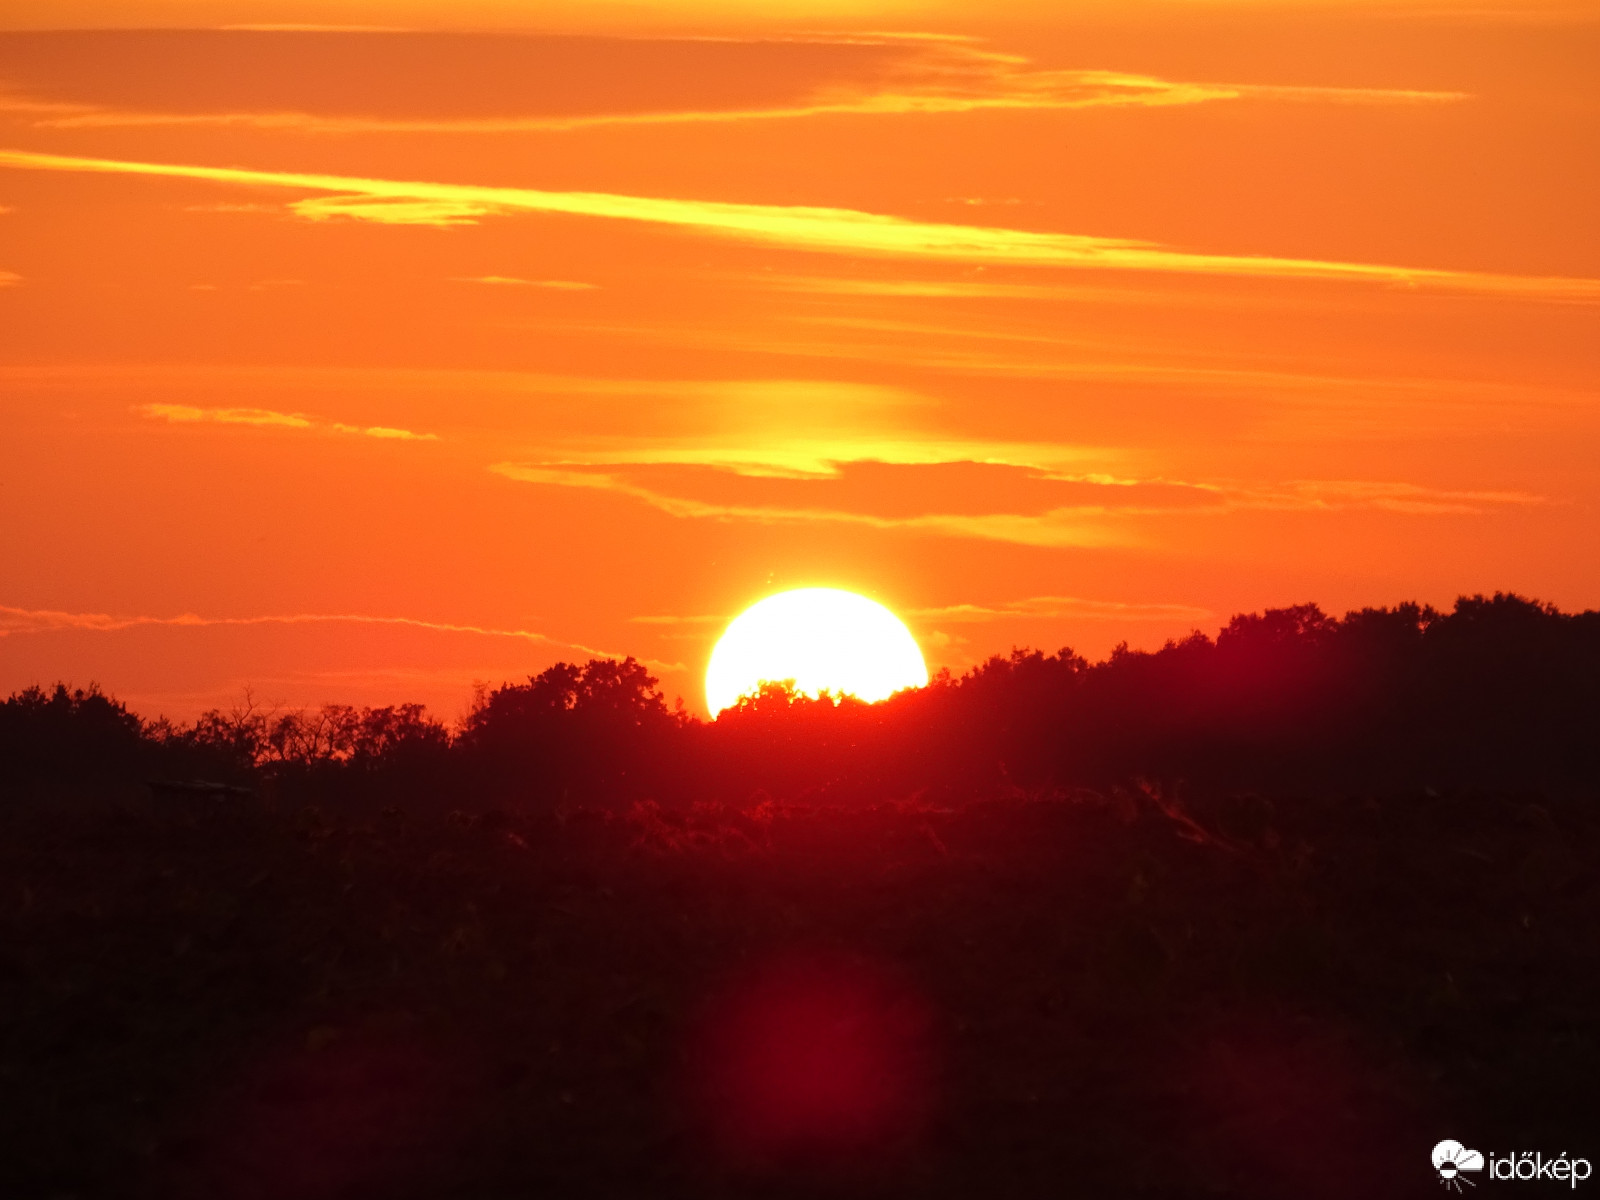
(705, 588, 929, 717)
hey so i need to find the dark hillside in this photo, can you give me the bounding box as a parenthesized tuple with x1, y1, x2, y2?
(0, 787, 1593, 1198)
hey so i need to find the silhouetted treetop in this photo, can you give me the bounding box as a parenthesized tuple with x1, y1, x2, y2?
(461, 657, 672, 736)
(455, 658, 684, 806)
(4, 594, 1596, 804)
(0, 684, 146, 779)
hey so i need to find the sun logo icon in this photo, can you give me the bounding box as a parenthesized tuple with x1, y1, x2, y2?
(1433, 1140, 1485, 1191)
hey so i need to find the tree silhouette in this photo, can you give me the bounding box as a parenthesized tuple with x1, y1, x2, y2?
(458, 657, 686, 807)
(0, 683, 146, 783)
(4, 593, 1596, 806)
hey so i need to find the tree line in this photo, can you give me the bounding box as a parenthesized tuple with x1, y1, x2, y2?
(3, 592, 1596, 805)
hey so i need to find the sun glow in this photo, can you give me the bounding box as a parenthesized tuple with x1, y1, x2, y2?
(705, 588, 930, 717)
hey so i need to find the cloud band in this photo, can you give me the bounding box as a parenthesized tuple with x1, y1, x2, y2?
(1, 148, 1595, 299)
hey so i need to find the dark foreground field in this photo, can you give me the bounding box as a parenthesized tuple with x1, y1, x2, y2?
(2, 783, 1595, 1199)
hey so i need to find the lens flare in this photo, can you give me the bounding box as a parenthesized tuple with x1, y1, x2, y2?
(686, 953, 937, 1165)
(705, 587, 929, 716)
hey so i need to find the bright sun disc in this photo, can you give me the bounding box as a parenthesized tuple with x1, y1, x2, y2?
(706, 588, 929, 717)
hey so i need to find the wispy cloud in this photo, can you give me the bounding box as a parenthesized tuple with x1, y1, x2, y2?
(490, 462, 1129, 548)
(0, 604, 677, 671)
(0, 606, 544, 640)
(0, 270, 18, 286)
(186, 277, 305, 292)
(537, 438, 1108, 480)
(492, 458, 1548, 547)
(759, 274, 1133, 301)
(291, 193, 496, 227)
(454, 275, 598, 290)
(412, 373, 1095, 481)
(0, 363, 941, 425)
(636, 321, 1600, 437)
(137, 402, 438, 441)
(13, 362, 1585, 459)
(0, 93, 87, 119)
(0, 38, 1467, 137)
(631, 596, 1214, 628)
(908, 596, 1214, 623)
(142, 404, 312, 430)
(1250, 478, 1549, 515)
(182, 201, 281, 215)
(218, 23, 413, 31)
(629, 612, 725, 626)
(3, 148, 1594, 299)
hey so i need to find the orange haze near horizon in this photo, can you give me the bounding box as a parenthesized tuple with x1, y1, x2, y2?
(1, 2, 1597, 720)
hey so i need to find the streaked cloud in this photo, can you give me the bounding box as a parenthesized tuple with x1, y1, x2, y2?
(291, 193, 496, 226)
(4, 148, 1595, 299)
(453, 275, 598, 289)
(644, 320, 1600, 442)
(0, 605, 547, 640)
(492, 456, 1545, 548)
(490, 462, 1129, 548)
(0, 269, 18, 286)
(909, 596, 1215, 623)
(632, 595, 1215, 628)
(17, 362, 1589, 462)
(629, 612, 725, 626)
(219, 23, 413, 31)
(182, 201, 281, 214)
(540, 437, 1109, 480)
(758, 274, 1138, 302)
(0, 363, 936, 421)
(0, 0, 1554, 32)
(359, 425, 436, 440)
(183, 277, 306, 292)
(1252, 478, 1549, 515)
(0, 93, 84, 118)
(142, 404, 313, 430)
(0, 37, 1467, 136)
(471, 375, 1094, 480)
(0, 604, 677, 671)
(138, 402, 439, 441)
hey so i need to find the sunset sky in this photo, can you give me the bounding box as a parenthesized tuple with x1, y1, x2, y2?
(1, 1, 1596, 719)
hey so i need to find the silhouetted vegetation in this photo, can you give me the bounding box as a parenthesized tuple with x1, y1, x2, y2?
(1, 593, 1595, 1197)
(8, 593, 1592, 806)
(456, 657, 688, 808)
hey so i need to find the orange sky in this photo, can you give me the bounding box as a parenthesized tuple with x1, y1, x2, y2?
(1, 2, 1597, 720)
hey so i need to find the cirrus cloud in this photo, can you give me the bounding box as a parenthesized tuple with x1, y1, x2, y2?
(0, 36, 1468, 137)
(3, 148, 1595, 299)
(0, 605, 680, 673)
(490, 457, 1548, 549)
(137, 402, 439, 441)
